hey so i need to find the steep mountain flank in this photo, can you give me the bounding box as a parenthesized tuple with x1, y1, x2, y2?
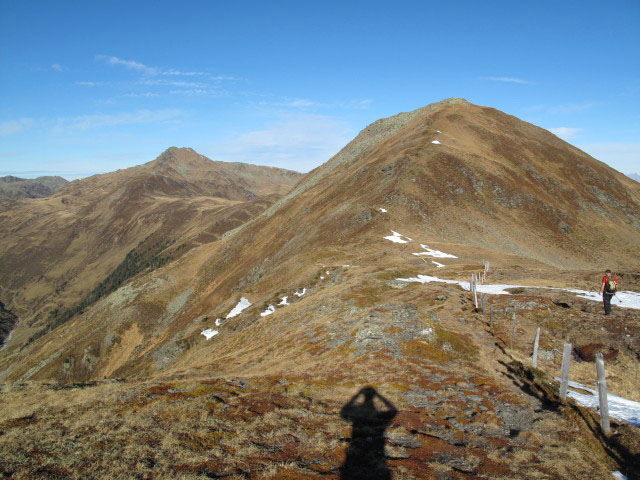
(0, 175, 69, 201)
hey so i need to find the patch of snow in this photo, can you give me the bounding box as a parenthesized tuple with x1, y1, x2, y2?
(436, 130, 442, 133)
(342, 264, 351, 267)
(384, 230, 412, 244)
(565, 289, 640, 310)
(201, 329, 219, 340)
(612, 472, 627, 480)
(412, 244, 457, 258)
(294, 288, 307, 297)
(394, 275, 640, 310)
(226, 297, 252, 318)
(278, 296, 289, 306)
(432, 140, 441, 145)
(326, 270, 330, 274)
(320, 276, 325, 279)
(260, 305, 275, 317)
(378, 207, 388, 213)
(215, 318, 221, 326)
(432, 261, 445, 268)
(553, 379, 640, 427)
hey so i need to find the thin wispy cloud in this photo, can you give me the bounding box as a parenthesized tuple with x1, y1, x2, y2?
(547, 102, 597, 114)
(578, 142, 640, 174)
(168, 89, 227, 96)
(524, 102, 598, 115)
(259, 98, 373, 110)
(0, 118, 35, 136)
(342, 98, 373, 109)
(139, 79, 208, 88)
(122, 92, 160, 98)
(96, 55, 159, 75)
(53, 109, 185, 132)
(481, 76, 534, 85)
(209, 113, 354, 172)
(549, 127, 581, 139)
(285, 98, 321, 107)
(75, 81, 111, 87)
(161, 69, 206, 76)
(51, 63, 65, 71)
(95, 55, 226, 79)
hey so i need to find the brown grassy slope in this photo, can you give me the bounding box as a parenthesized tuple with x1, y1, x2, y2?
(0, 148, 302, 348)
(1, 269, 638, 479)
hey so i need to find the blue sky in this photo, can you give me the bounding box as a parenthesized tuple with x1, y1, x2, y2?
(1, 0, 639, 179)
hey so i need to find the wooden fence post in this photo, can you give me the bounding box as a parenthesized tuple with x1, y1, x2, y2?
(532, 327, 540, 368)
(595, 353, 611, 434)
(510, 313, 516, 349)
(559, 343, 572, 401)
(470, 273, 478, 310)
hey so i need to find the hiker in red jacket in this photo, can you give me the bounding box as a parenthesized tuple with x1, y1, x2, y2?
(599, 270, 618, 316)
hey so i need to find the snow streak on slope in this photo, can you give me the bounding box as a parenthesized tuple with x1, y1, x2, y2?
(384, 230, 413, 244)
(395, 275, 640, 310)
(226, 297, 252, 318)
(566, 289, 640, 310)
(555, 379, 640, 427)
(260, 305, 275, 317)
(201, 329, 219, 340)
(412, 244, 457, 258)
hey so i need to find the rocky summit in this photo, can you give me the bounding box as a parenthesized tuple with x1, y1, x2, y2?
(1, 99, 639, 479)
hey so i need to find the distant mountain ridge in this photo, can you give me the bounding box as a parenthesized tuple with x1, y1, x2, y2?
(628, 172, 640, 182)
(0, 175, 69, 200)
(0, 149, 303, 344)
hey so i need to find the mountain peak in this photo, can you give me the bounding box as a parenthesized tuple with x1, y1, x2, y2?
(149, 146, 213, 171)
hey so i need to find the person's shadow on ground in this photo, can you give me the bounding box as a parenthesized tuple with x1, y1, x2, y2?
(339, 386, 397, 480)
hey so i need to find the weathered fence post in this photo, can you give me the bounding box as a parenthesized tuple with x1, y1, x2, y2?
(532, 327, 540, 368)
(595, 353, 611, 434)
(510, 313, 517, 349)
(470, 273, 478, 310)
(559, 343, 572, 401)
(489, 304, 493, 328)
